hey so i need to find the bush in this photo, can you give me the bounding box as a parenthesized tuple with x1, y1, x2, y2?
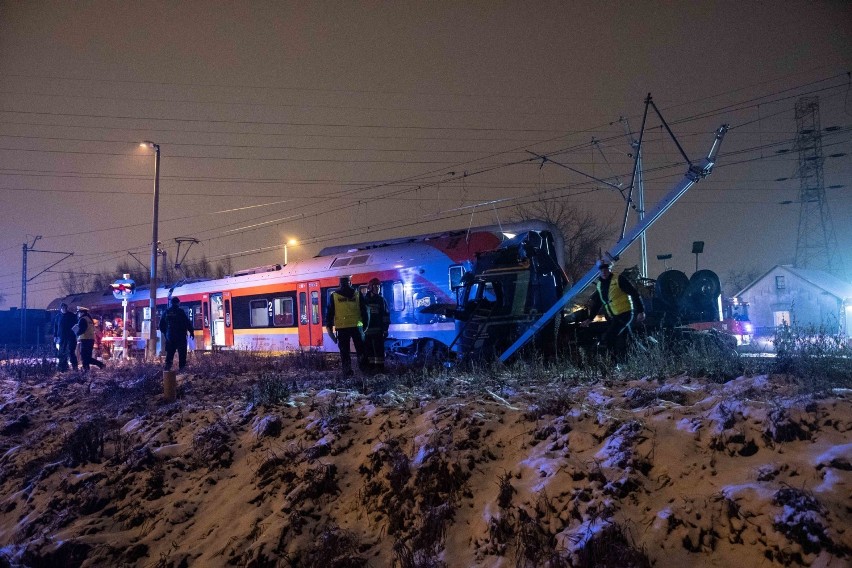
(0, 346, 56, 381)
(773, 323, 852, 391)
(246, 373, 292, 407)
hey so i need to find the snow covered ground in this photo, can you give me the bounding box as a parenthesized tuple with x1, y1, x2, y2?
(0, 364, 849, 567)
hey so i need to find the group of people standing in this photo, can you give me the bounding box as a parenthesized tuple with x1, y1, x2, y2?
(52, 262, 643, 377)
(325, 276, 390, 376)
(53, 296, 195, 373)
(52, 303, 105, 372)
(320, 264, 644, 376)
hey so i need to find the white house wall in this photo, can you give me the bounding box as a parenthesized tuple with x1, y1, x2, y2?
(738, 266, 843, 334)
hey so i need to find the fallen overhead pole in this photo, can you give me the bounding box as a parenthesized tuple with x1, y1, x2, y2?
(498, 115, 729, 363)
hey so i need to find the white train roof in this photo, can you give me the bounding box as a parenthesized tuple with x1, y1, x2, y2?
(48, 220, 563, 308)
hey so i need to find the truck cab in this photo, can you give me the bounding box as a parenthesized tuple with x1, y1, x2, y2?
(454, 230, 568, 361)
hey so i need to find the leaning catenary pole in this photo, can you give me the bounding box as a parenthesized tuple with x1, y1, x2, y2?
(499, 124, 729, 363)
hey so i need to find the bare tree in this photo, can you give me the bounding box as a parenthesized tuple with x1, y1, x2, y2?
(513, 198, 613, 283)
(724, 266, 762, 297)
(56, 254, 235, 299)
(183, 256, 212, 279)
(60, 271, 97, 296)
(214, 256, 233, 279)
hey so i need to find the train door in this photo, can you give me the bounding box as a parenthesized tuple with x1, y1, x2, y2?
(209, 292, 234, 348)
(297, 281, 323, 349)
(201, 295, 211, 350)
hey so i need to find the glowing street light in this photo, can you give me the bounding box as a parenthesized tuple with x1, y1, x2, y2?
(141, 141, 160, 360)
(284, 238, 298, 265)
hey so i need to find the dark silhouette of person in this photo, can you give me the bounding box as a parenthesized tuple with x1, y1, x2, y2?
(159, 296, 195, 371)
(363, 277, 391, 373)
(53, 303, 78, 372)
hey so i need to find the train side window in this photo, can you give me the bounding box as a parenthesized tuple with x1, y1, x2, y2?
(449, 265, 465, 290)
(273, 297, 294, 326)
(224, 299, 231, 327)
(249, 299, 268, 327)
(299, 292, 308, 325)
(310, 291, 320, 324)
(391, 282, 405, 312)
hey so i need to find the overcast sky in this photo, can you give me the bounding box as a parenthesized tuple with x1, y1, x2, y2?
(1, 1, 850, 308)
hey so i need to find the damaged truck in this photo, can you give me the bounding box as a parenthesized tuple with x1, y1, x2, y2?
(440, 97, 740, 364)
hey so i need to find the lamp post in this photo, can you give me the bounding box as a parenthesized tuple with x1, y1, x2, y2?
(284, 238, 298, 265)
(141, 141, 160, 360)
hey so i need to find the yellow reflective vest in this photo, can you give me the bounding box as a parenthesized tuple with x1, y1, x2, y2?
(331, 291, 362, 329)
(77, 314, 96, 340)
(596, 274, 633, 317)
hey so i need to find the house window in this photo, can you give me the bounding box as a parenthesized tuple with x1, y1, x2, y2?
(773, 311, 790, 327)
(250, 300, 268, 327)
(775, 276, 786, 290)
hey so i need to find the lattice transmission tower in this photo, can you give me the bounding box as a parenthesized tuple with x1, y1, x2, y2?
(793, 96, 841, 275)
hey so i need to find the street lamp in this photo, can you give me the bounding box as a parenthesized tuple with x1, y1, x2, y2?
(141, 141, 160, 360)
(691, 241, 704, 272)
(284, 238, 298, 265)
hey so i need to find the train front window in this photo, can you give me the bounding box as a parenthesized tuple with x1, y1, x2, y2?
(391, 282, 405, 312)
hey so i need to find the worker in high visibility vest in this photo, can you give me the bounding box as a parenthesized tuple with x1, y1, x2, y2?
(74, 306, 105, 372)
(580, 260, 645, 360)
(325, 276, 368, 376)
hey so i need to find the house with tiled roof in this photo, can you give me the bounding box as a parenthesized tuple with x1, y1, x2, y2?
(735, 265, 852, 336)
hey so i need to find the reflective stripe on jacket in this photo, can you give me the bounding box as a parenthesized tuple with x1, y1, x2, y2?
(596, 274, 633, 317)
(331, 292, 362, 329)
(363, 292, 390, 335)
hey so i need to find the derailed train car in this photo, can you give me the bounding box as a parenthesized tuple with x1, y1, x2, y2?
(48, 221, 561, 357)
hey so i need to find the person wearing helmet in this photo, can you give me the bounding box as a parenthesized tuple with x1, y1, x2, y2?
(362, 277, 391, 373)
(326, 276, 368, 376)
(580, 259, 645, 360)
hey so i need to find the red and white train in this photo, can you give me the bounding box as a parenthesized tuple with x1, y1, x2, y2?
(48, 221, 563, 356)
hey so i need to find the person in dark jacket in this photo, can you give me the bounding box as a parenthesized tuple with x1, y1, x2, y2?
(75, 306, 105, 371)
(362, 278, 391, 373)
(325, 276, 368, 376)
(53, 303, 78, 372)
(159, 296, 195, 371)
(580, 260, 645, 361)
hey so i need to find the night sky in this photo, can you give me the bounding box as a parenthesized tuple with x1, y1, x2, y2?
(1, 1, 850, 309)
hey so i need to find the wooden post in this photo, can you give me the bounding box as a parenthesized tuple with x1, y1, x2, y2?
(163, 371, 177, 402)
